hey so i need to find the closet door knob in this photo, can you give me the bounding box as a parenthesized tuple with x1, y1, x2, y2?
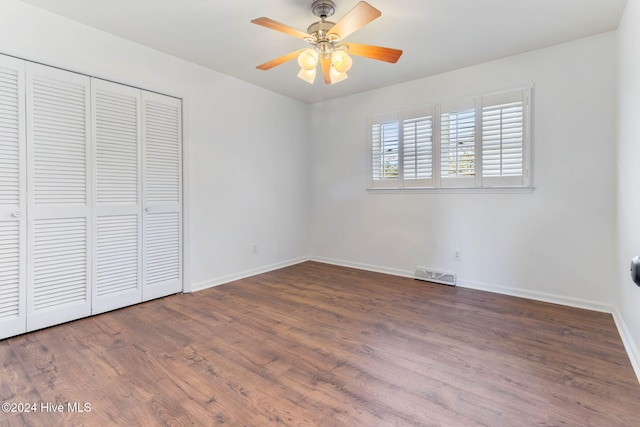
(11, 211, 21, 218)
(145, 207, 151, 213)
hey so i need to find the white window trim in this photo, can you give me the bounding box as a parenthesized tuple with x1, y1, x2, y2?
(368, 85, 533, 193)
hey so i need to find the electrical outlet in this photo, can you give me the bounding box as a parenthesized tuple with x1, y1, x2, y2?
(454, 250, 462, 261)
(252, 244, 258, 254)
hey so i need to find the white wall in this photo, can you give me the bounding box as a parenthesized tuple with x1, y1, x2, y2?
(0, 0, 311, 290)
(616, 0, 640, 375)
(309, 33, 617, 311)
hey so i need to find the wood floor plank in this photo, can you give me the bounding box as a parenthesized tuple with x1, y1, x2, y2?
(1, 261, 639, 426)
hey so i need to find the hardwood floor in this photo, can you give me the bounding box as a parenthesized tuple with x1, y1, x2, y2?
(1, 261, 639, 426)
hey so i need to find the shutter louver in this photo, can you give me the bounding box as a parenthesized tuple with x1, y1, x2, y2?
(372, 123, 382, 180)
(31, 75, 87, 204)
(403, 115, 433, 186)
(372, 121, 399, 182)
(0, 222, 20, 319)
(96, 215, 138, 296)
(32, 218, 87, 310)
(95, 89, 139, 204)
(482, 102, 524, 177)
(441, 109, 476, 178)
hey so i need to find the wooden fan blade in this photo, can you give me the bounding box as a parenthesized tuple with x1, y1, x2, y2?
(256, 49, 305, 70)
(328, 1, 381, 41)
(344, 43, 403, 63)
(320, 56, 332, 84)
(251, 17, 310, 40)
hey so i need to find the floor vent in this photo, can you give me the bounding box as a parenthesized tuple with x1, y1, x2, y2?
(414, 267, 456, 286)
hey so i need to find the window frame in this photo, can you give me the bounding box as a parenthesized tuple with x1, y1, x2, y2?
(368, 86, 532, 192)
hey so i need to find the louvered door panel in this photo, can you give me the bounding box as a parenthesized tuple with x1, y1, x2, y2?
(0, 223, 21, 323)
(142, 92, 182, 301)
(32, 218, 87, 309)
(26, 63, 91, 331)
(91, 79, 142, 314)
(144, 97, 180, 203)
(145, 212, 180, 284)
(0, 55, 26, 339)
(94, 215, 139, 309)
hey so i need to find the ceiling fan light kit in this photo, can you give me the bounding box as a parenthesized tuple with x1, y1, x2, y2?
(251, 1, 402, 85)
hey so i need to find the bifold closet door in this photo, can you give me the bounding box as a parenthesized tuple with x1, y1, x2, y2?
(142, 92, 182, 301)
(25, 63, 91, 331)
(91, 79, 143, 314)
(0, 55, 26, 340)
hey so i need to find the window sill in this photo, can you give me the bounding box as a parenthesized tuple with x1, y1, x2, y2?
(366, 186, 535, 194)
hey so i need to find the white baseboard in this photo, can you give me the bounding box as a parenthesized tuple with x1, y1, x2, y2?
(311, 256, 613, 312)
(189, 256, 310, 292)
(456, 279, 614, 314)
(611, 307, 640, 383)
(310, 256, 416, 279)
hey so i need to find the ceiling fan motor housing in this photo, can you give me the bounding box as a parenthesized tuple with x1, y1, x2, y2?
(307, 20, 335, 38)
(311, 0, 336, 18)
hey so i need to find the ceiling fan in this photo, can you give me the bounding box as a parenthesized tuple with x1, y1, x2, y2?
(251, 0, 403, 85)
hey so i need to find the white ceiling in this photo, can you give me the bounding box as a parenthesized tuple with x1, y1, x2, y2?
(19, 0, 626, 104)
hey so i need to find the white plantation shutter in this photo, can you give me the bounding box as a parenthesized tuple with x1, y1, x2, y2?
(26, 63, 91, 331)
(0, 55, 26, 339)
(481, 89, 529, 187)
(440, 102, 476, 187)
(369, 86, 531, 191)
(142, 91, 182, 301)
(91, 79, 143, 314)
(403, 107, 434, 188)
(371, 112, 400, 188)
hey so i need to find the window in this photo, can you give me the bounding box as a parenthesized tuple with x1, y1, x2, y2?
(370, 87, 531, 191)
(480, 91, 525, 187)
(440, 103, 476, 187)
(402, 107, 434, 188)
(372, 120, 399, 182)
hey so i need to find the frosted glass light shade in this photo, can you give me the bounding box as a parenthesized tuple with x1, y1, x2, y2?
(297, 49, 319, 71)
(297, 68, 316, 84)
(332, 51, 352, 73)
(330, 67, 348, 83)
